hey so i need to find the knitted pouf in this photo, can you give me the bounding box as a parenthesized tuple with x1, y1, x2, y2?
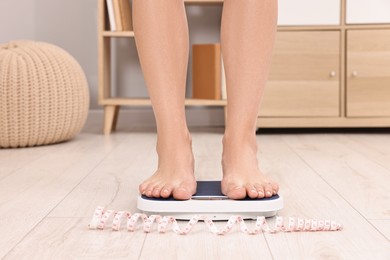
(0, 40, 89, 148)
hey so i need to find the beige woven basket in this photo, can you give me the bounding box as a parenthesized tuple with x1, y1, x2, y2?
(0, 40, 89, 148)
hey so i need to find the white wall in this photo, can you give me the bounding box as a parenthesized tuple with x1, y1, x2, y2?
(0, 1, 225, 126)
(0, 0, 35, 43)
(34, 0, 100, 108)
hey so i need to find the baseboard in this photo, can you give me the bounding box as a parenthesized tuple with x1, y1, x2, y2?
(86, 107, 225, 128)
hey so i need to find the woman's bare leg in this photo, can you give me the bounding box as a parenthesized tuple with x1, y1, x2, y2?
(220, 0, 279, 199)
(133, 0, 196, 200)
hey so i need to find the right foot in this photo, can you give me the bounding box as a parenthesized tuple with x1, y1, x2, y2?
(139, 131, 196, 200)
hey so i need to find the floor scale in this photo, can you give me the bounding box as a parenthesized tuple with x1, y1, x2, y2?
(90, 181, 342, 234)
(137, 181, 283, 220)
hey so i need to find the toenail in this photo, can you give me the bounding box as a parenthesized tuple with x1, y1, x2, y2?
(266, 191, 272, 196)
(162, 189, 169, 194)
(258, 190, 264, 195)
(251, 189, 257, 194)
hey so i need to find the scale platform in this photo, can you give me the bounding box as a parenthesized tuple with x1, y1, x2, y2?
(137, 181, 283, 220)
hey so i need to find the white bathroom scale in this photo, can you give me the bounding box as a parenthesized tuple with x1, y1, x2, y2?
(137, 181, 283, 220)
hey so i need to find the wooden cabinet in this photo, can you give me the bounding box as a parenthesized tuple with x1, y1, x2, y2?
(278, 0, 340, 26)
(346, 0, 390, 24)
(257, 0, 390, 127)
(259, 31, 340, 117)
(346, 29, 390, 117)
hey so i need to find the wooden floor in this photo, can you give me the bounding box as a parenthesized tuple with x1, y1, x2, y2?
(1, 116, 389, 260)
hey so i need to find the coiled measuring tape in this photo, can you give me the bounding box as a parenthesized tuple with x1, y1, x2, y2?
(88, 206, 343, 235)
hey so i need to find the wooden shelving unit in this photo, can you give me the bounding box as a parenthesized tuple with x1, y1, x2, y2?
(98, 0, 226, 134)
(99, 0, 390, 134)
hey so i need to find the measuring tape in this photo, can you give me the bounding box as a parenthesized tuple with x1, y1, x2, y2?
(88, 206, 343, 235)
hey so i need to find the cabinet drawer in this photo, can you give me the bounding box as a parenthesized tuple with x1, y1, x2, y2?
(347, 29, 390, 117)
(346, 0, 390, 24)
(278, 0, 340, 26)
(259, 31, 340, 117)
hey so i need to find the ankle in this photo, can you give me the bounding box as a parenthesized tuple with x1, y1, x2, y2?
(157, 127, 191, 143)
(222, 131, 257, 149)
(156, 128, 193, 156)
(223, 136, 258, 163)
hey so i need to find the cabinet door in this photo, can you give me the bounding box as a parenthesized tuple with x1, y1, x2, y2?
(259, 31, 340, 117)
(346, 0, 390, 24)
(347, 30, 390, 117)
(278, 0, 340, 26)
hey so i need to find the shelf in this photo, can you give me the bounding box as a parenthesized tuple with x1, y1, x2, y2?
(100, 98, 227, 106)
(184, 0, 223, 5)
(102, 31, 134, 37)
(99, 26, 390, 39)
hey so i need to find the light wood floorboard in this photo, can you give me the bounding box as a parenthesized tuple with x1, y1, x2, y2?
(337, 133, 390, 172)
(0, 131, 127, 259)
(282, 134, 390, 219)
(370, 220, 390, 241)
(1, 118, 389, 259)
(0, 145, 53, 180)
(259, 134, 389, 259)
(4, 217, 146, 260)
(47, 131, 156, 218)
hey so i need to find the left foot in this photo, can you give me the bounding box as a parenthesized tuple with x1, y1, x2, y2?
(221, 133, 279, 200)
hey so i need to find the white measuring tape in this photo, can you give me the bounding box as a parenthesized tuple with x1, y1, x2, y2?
(89, 206, 343, 235)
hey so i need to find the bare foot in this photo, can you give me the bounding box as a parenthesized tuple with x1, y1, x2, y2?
(221, 134, 279, 200)
(139, 131, 196, 200)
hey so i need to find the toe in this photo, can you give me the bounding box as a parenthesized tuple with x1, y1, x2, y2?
(145, 189, 153, 197)
(160, 185, 173, 198)
(172, 180, 196, 200)
(172, 187, 192, 200)
(152, 186, 162, 198)
(227, 185, 246, 200)
(246, 184, 259, 199)
(139, 182, 148, 194)
(254, 183, 265, 198)
(144, 183, 154, 197)
(264, 183, 273, 197)
(271, 183, 279, 195)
